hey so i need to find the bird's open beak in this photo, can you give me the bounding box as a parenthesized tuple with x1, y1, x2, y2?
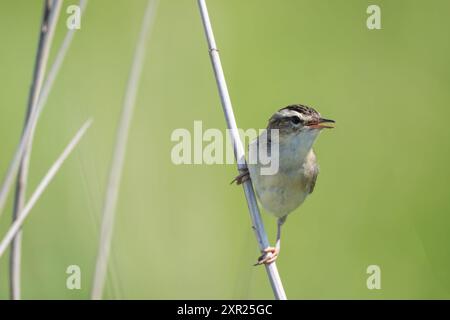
(308, 118, 335, 129)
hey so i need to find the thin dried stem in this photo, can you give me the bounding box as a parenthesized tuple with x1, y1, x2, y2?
(0, 120, 92, 258)
(9, 0, 88, 300)
(0, 0, 88, 218)
(197, 0, 287, 300)
(9, 0, 62, 301)
(91, 0, 159, 300)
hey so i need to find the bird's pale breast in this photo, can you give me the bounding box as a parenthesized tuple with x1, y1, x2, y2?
(249, 149, 318, 218)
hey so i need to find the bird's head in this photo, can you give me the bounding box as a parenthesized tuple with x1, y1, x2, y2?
(266, 104, 335, 153)
(267, 104, 335, 136)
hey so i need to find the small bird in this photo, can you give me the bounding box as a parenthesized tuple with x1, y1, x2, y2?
(234, 104, 335, 265)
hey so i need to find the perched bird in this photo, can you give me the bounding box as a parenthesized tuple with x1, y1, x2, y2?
(234, 104, 335, 265)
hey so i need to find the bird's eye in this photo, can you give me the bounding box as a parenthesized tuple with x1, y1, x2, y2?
(290, 116, 302, 125)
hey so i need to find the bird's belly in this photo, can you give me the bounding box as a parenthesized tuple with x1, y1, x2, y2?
(249, 167, 309, 218)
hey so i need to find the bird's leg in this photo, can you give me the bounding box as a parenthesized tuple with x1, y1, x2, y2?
(255, 216, 287, 265)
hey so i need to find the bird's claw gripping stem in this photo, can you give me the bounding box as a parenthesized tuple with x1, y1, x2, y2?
(254, 246, 279, 266)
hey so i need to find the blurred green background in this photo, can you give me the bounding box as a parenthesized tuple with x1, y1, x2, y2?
(0, 0, 450, 299)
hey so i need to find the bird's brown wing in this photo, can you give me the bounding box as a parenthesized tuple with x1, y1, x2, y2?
(309, 165, 319, 194)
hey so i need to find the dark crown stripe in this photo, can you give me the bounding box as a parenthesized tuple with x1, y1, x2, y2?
(280, 104, 318, 116)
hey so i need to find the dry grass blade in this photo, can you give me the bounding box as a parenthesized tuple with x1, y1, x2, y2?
(197, 0, 287, 299)
(91, 0, 159, 300)
(0, 119, 93, 258)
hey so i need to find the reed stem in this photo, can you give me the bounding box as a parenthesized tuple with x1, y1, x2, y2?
(197, 0, 287, 300)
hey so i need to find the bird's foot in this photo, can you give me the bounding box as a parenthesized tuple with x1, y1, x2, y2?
(231, 168, 250, 185)
(254, 246, 279, 266)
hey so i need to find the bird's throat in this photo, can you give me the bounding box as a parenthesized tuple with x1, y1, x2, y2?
(278, 130, 319, 171)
